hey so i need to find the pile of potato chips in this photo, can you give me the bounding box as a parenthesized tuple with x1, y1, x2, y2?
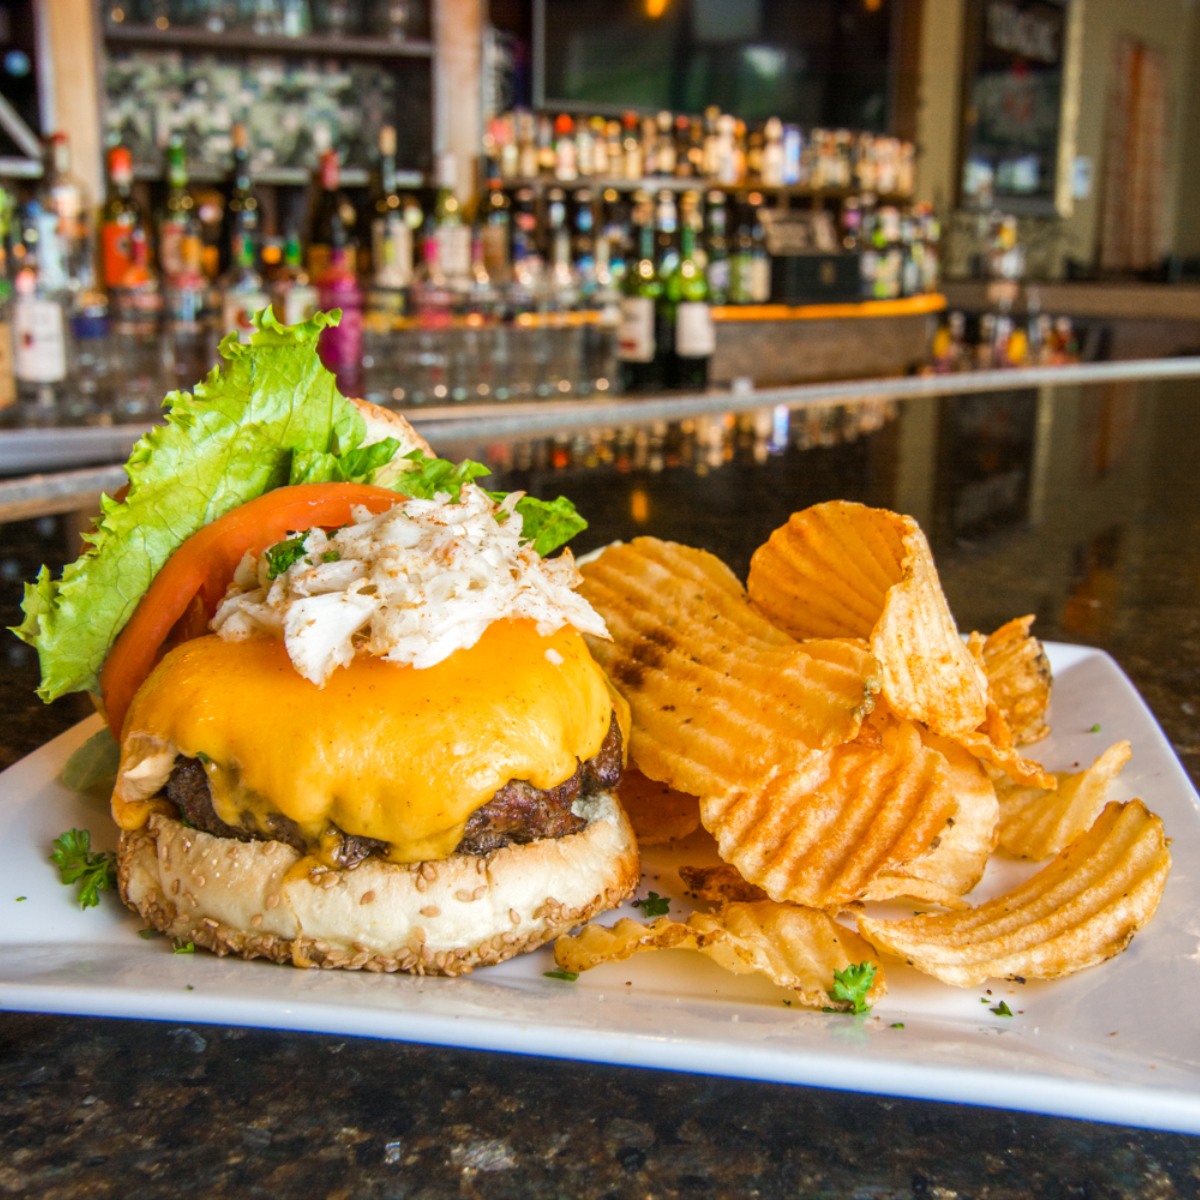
(557, 500, 1171, 1010)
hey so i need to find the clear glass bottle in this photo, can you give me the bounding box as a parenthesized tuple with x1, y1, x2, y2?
(272, 229, 320, 327)
(220, 229, 269, 344)
(431, 153, 471, 286)
(37, 133, 92, 300)
(12, 204, 69, 424)
(109, 223, 165, 422)
(368, 124, 414, 321)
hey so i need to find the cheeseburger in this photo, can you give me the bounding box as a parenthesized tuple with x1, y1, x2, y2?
(15, 311, 639, 974)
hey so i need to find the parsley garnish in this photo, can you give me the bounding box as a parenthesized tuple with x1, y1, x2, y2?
(1089, 723, 1102, 733)
(990, 1000, 1014, 1017)
(173, 939, 196, 954)
(264, 535, 309, 579)
(395, 451, 586, 556)
(50, 828, 117, 909)
(509, 494, 588, 557)
(321, 550, 340, 563)
(395, 451, 492, 502)
(632, 891, 670, 917)
(544, 969, 579, 982)
(827, 962, 877, 1015)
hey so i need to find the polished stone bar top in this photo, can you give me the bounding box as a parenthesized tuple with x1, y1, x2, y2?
(2, 375, 1199, 1195)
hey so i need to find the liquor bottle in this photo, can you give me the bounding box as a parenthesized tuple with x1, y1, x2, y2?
(408, 232, 454, 404)
(431, 154, 471, 286)
(620, 112, 643, 180)
(663, 221, 714, 391)
(515, 109, 539, 178)
(544, 188, 581, 396)
(316, 218, 364, 394)
(536, 113, 556, 176)
(653, 111, 676, 177)
(570, 189, 598, 296)
(581, 228, 620, 396)
(222, 122, 259, 275)
(480, 170, 512, 283)
(749, 214, 772, 303)
(272, 229, 320, 326)
(36, 133, 92, 299)
(220, 228, 269, 344)
(12, 203, 69, 422)
(553, 113, 578, 181)
(107, 218, 164, 421)
(368, 125, 414, 318)
(760, 117, 785, 188)
(162, 224, 211, 390)
(590, 115, 609, 175)
(0, 278, 15, 420)
(615, 199, 663, 394)
(307, 147, 356, 283)
(159, 136, 195, 285)
(100, 145, 148, 292)
(653, 189, 679, 280)
(703, 190, 730, 305)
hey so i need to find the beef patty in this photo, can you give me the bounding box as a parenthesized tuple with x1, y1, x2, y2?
(164, 713, 624, 868)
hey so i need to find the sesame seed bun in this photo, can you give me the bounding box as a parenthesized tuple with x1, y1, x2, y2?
(117, 791, 639, 975)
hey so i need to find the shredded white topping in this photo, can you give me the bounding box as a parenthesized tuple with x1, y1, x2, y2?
(211, 485, 609, 685)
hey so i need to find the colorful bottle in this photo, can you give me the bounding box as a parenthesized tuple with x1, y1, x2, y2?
(159, 136, 195, 285)
(222, 123, 259, 275)
(100, 145, 147, 292)
(664, 222, 714, 391)
(317, 219, 364, 393)
(272, 229, 320, 327)
(615, 200, 664, 394)
(307, 147, 356, 284)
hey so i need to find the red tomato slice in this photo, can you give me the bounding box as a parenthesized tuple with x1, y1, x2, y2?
(100, 482, 402, 738)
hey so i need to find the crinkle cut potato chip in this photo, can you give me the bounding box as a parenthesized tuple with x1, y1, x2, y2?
(857, 800, 1171, 987)
(579, 538, 878, 801)
(679, 863, 767, 903)
(553, 900, 886, 1012)
(617, 768, 701, 845)
(998, 740, 1132, 861)
(699, 718, 958, 911)
(862, 729, 999, 909)
(977, 615, 1052, 746)
(748, 501, 991, 741)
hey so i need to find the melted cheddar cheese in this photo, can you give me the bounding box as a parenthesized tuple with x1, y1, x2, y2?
(113, 620, 627, 863)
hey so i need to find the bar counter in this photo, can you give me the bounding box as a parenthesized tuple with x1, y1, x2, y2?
(2, 370, 1200, 1195)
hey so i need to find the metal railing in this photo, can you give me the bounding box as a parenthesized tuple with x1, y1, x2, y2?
(2, 356, 1198, 524)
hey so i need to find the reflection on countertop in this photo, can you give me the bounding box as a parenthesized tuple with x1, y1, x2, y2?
(2, 376, 1200, 1195)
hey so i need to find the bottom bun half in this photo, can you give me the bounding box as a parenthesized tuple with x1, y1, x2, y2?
(118, 791, 639, 975)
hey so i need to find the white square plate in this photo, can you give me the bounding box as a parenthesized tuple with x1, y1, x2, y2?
(2, 644, 1199, 1132)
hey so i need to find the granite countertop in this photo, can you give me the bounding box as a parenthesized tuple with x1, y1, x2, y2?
(2, 379, 1199, 1196)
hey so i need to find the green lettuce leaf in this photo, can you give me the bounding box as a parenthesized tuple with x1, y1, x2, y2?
(512, 495, 588, 557)
(289, 438, 402, 486)
(12, 308, 399, 701)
